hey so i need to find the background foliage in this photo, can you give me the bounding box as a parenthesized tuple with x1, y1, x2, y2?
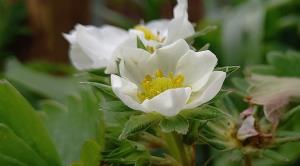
(0, 0, 299, 165)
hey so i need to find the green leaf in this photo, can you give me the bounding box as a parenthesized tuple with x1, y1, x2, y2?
(40, 87, 104, 165)
(0, 153, 27, 166)
(231, 77, 250, 95)
(101, 101, 133, 112)
(80, 81, 117, 98)
(137, 37, 147, 50)
(69, 162, 83, 166)
(198, 43, 210, 51)
(247, 65, 278, 75)
(5, 59, 77, 101)
(215, 66, 240, 77)
(262, 150, 289, 162)
(0, 80, 61, 165)
(120, 113, 162, 139)
(0, 123, 47, 165)
(75, 72, 109, 84)
(201, 138, 229, 150)
(159, 115, 189, 134)
(135, 157, 150, 166)
(274, 135, 300, 145)
(181, 105, 226, 121)
(267, 51, 300, 77)
(185, 25, 217, 44)
(282, 105, 300, 122)
(208, 90, 232, 104)
(26, 61, 75, 75)
(103, 139, 149, 165)
(79, 140, 101, 166)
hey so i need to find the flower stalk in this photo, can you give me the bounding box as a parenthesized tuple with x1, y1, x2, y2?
(244, 155, 252, 166)
(163, 132, 190, 166)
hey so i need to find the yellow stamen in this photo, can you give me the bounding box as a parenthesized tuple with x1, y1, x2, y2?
(138, 69, 185, 102)
(134, 25, 159, 41)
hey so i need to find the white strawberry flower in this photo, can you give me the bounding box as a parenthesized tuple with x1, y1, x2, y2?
(111, 39, 226, 117)
(129, 0, 194, 51)
(64, 0, 194, 74)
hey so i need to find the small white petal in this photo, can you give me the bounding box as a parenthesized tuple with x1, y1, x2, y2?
(185, 71, 226, 109)
(155, 39, 190, 74)
(141, 87, 192, 117)
(111, 75, 145, 111)
(176, 50, 218, 92)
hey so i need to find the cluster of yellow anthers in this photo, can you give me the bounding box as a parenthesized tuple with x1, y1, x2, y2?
(138, 69, 185, 102)
(134, 25, 166, 53)
(134, 25, 161, 41)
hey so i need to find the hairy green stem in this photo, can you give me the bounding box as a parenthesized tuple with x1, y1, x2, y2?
(163, 132, 189, 166)
(141, 132, 167, 147)
(275, 136, 300, 145)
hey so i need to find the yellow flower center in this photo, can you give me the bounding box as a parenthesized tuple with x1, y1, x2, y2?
(134, 25, 159, 41)
(137, 69, 185, 102)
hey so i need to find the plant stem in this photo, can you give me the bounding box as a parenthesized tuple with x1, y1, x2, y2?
(244, 155, 252, 166)
(275, 136, 300, 145)
(141, 132, 167, 147)
(163, 132, 189, 166)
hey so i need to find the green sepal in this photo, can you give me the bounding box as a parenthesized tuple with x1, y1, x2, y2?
(159, 115, 189, 134)
(137, 37, 147, 50)
(215, 66, 240, 77)
(119, 113, 162, 139)
(180, 105, 227, 121)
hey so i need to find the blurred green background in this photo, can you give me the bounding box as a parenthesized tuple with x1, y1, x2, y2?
(0, 0, 299, 165)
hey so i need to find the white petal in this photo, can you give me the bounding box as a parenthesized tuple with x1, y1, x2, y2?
(69, 44, 107, 70)
(111, 75, 145, 111)
(94, 25, 130, 45)
(165, 0, 194, 45)
(76, 25, 110, 60)
(146, 19, 170, 37)
(105, 60, 118, 74)
(63, 32, 76, 44)
(106, 35, 139, 74)
(176, 50, 218, 92)
(173, 0, 188, 18)
(141, 87, 192, 117)
(237, 116, 258, 141)
(185, 71, 226, 109)
(65, 24, 129, 70)
(165, 15, 194, 45)
(118, 48, 153, 84)
(155, 39, 190, 74)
